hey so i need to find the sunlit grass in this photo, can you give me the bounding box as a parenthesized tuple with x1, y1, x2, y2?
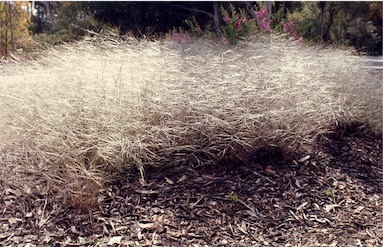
(0, 33, 381, 208)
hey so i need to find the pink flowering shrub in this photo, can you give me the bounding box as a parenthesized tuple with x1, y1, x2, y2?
(220, 36, 229, 46)
(282, 20, 298, 37)
(220, 4, 257, 45)
(254, 8, 271, 32)
(171, 32, 192, 44)
(282, 20, 304, 42)
(223, 16, 231, 23)
(184, 3, 304, 46)
(219, 4, 275, 45)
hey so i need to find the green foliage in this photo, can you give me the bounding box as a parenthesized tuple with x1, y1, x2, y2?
(324, 188, 336, 197)
(185, 17, 204, 37)
(287, 3, 319, 42)
(230, 191, 239, 203)
(32, 29, 70, 48)
(339, 2, 382, 54)
(271, 7, 286, 32)
(286, 2, 382, 54)
(55, 2, 101, 38)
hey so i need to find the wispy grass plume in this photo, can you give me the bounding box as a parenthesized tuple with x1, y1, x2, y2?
(0, 33, 381, 208)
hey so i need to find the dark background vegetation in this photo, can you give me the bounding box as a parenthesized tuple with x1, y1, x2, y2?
(1, 1, 382, 57)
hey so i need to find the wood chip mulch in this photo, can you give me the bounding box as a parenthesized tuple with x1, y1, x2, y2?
(1, 128, 382, 246)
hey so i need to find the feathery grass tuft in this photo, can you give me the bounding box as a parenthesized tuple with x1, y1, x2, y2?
(1, 33, 381, 208)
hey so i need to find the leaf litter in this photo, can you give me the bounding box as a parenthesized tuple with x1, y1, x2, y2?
(0, 128, 381, 246)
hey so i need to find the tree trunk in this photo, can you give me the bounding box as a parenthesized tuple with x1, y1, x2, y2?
(0, 13, 3, 57)
(213, 2, 220, 36)
(43, 1, 56, 31)
(8, 2, 14, 55)
(324, 5, 336, 42)
(263, 1, 272, 19)
(5, 29, 8, 58)
(244, 2, 257, 19)
(319, 1, 326, 44)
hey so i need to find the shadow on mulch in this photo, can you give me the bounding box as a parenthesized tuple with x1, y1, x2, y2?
(143, 145, 293, 180)
(134, 122, 382, 198)
(318, 122, 382, 194)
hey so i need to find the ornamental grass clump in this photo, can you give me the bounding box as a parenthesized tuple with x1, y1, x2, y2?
(0, 33, 381, 209)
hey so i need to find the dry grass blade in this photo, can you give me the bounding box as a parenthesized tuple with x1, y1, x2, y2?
(0, 33, 381, 209)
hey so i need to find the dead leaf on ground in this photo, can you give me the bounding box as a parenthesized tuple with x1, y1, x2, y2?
(107, 236, 122, 245)
(135, 189, 158, 195)
(265, 165, 276, 176)
(324, 204, 340, 213)
(25, 212, 33, 218)
(177, 175, 187, 182)
(296, 202, 309, 211)
(298, 155, 311, 163)
(165, 177, 174, 185)
(24, 243, 36, 247)
(0, 233, 12, 239)
(137, 222, 164, 232)
(8, 217, 22, 225)
(354, 206, 365, 213)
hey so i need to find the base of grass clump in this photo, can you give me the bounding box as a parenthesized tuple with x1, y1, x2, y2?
(323, 121, 383, 143)
(0, 33, 381, 209)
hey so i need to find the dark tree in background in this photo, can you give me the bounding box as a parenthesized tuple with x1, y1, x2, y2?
(85, 2, 217, 36)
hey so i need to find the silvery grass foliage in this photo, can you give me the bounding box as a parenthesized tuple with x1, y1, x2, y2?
(0, 32, 381, 208)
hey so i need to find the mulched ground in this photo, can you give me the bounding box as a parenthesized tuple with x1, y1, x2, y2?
(1, 126, 382, 246)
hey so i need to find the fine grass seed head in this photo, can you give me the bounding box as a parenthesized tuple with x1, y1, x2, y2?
(0, 32, 381, 210)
